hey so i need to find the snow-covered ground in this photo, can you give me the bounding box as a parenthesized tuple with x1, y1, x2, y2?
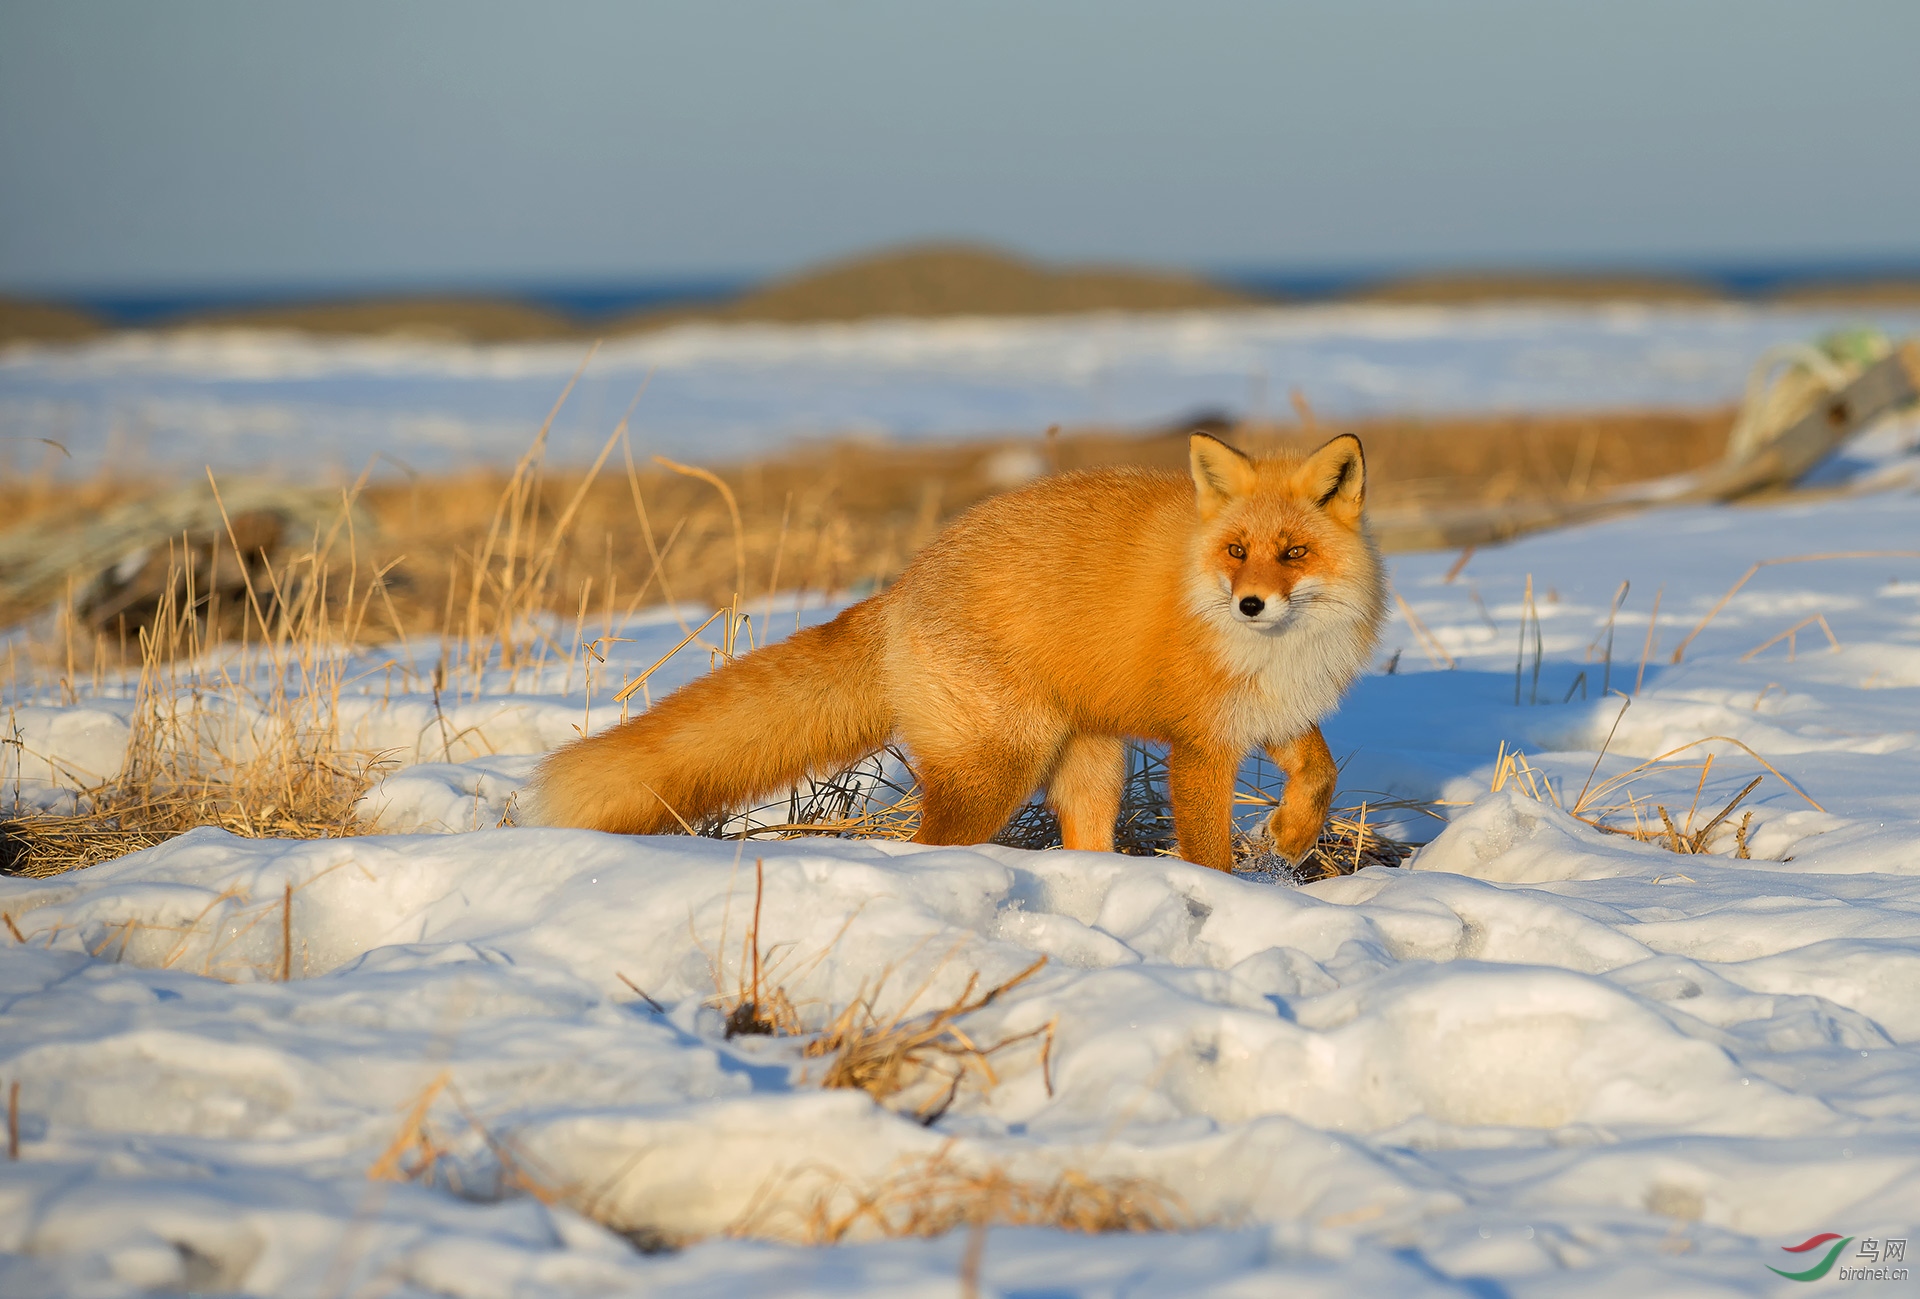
(5, 411, 1920, 1293)
(8, 302, 1920, 475)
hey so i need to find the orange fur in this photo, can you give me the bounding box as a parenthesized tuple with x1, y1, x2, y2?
(528, 433, 1387, 869)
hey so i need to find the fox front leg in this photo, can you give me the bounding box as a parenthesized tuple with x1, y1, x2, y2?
(1264, 725, 1337, 863)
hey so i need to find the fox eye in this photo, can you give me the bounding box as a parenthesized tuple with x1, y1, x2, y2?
(1226, 542, 1246, 560)
(1284, 545, 1309, 561)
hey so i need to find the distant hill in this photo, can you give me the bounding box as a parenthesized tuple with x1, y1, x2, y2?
(613, 243, 1263, 329)
(1352, 271, 1722, 305)
(1, 247, 1265, 345)
(1772, 279, 1920, 308)
(10, 246, 1920, 345)
(0, 297, 102, 344)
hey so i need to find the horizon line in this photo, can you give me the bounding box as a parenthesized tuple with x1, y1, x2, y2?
(11, 250, 1920, 327)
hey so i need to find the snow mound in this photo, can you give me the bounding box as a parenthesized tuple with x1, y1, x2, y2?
(5, 806, 1919, 1291)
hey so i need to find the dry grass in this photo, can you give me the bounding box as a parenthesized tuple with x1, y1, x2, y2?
(364, 1070, 577, 1216)
(1238, 806, 1423, 880)
(707, 735, 1420, 880)
(709, 858, 807, 1040)
(991, 741, 1421, 878)
(713, 747, 927, 841)
(1, 405, 1736, 642)
(1488, 724, 1825, 860)
(704, 859, 1057, 1123)
(2, 662, 383, 880)
(353, 404, 1734, 625)
(1, 473, 402, 875)
(0, 360, 649, 874)
(732, 1148, 1189, 1246)
(366, 1072, 1185, 1252)
(1668, 550, 1920, 665)
(802, 958, 1054, 1126)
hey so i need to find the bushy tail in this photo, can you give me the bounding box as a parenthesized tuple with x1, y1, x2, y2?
(526, 598, 892, 834)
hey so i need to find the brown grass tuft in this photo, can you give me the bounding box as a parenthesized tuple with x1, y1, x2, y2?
(706, 860, 1056, 1121)
(714, 859, 805, 1039)
(1236, 807, 1422, 881)
(802, 958, 1054, 1126)
(1490, 727, 1822, 860)
(369, 1070, 1187, 1253)
(2, 499, 392, 877)
(734, 1148, 1190, 1245)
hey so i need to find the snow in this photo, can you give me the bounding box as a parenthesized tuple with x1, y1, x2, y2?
(7, 302, 1920, 475)
(14, 816, 1917, 1295)
(6, 328, 1920, 1292)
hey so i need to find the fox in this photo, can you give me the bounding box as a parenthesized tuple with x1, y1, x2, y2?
(527, 432, 1387, 871)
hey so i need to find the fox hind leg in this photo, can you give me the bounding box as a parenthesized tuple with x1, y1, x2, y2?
(1167, 741, 1239, 871)
(1046, 734, 1124, 852)
(913, 745, 1051, 847)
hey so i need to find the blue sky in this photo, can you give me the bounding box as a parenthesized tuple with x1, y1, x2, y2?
(3, 1, 1917, 292)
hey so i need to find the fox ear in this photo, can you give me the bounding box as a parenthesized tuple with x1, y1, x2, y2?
(1299, 434, 1366, 525)
(1189, 433, 1257, 517)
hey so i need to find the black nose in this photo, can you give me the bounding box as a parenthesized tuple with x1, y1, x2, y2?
(1238, 595, 1265, 617)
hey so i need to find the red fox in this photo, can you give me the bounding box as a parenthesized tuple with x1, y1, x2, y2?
(528, 433, 1386, 870)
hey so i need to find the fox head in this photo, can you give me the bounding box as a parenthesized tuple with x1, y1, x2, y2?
(1188, 431, 1378, 636)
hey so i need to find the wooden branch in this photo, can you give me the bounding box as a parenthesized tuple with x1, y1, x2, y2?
(1369, 340, 1920, 553)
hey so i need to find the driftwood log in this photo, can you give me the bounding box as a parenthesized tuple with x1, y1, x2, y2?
(1368, 340, 1920, 552)
(0, 482, 370, 635)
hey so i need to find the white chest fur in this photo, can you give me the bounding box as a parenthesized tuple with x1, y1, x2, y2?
(1215, 626, 1362, 748)
(1188, 574, 1380, 751)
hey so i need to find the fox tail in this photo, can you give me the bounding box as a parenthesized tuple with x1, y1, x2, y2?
(525, 599, 893, 834)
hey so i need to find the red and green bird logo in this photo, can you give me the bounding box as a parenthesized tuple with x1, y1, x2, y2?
(1769, 1233, 1853, 1282)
